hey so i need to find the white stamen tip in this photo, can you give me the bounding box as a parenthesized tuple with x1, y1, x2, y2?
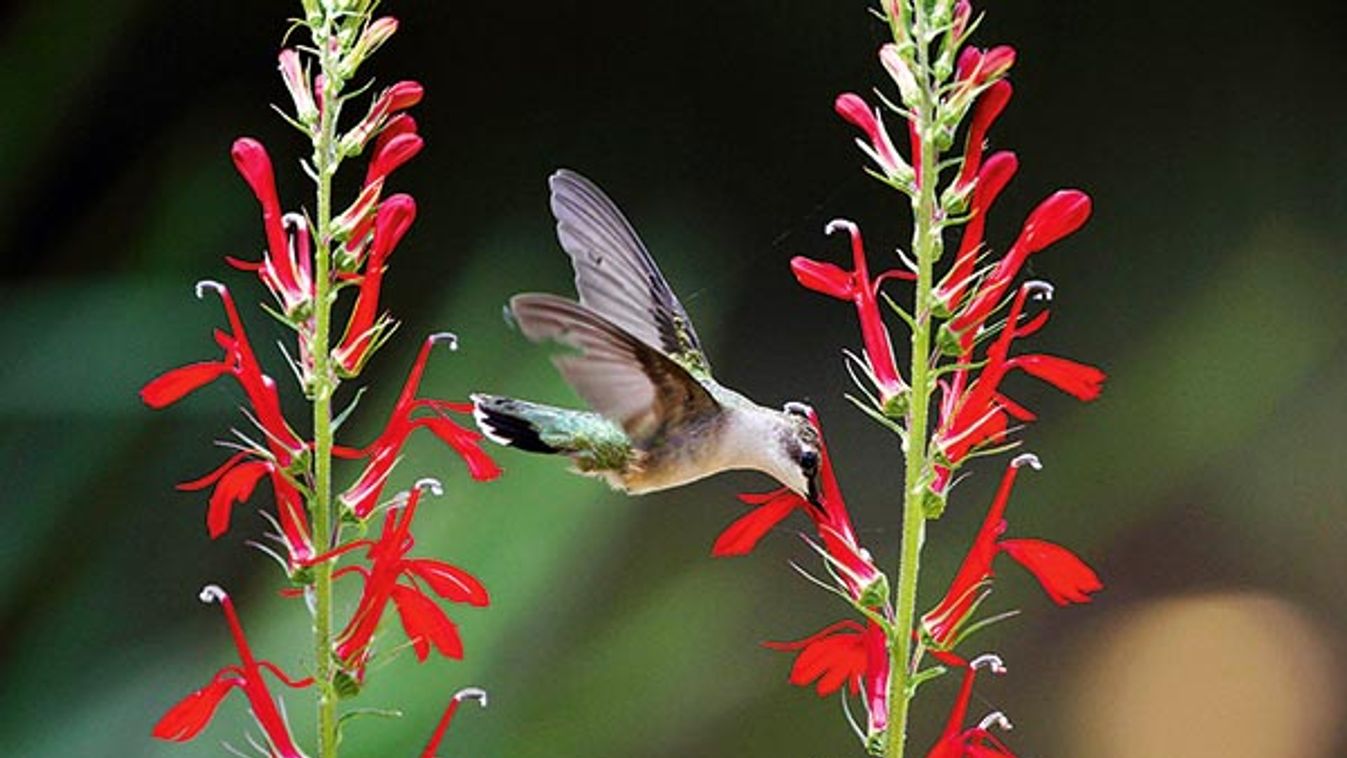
(414, 477, 444, 496)
(454, 687, 488, 707)
(783, 401, 814, 418)
(199, 584, 228, 604)
(430, 332, 459, 350)
(970, 653, 1007, 675)
(825, 218, 859, 236)
(194, 280, 226, 299)
(1024, 280, 1054, 301)
(978, 711, 1013, 732)
(1011, 452, 1042, 470)
(281, 212, 306, 229)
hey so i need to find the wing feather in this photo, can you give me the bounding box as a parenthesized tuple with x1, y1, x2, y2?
(549, 169, 709, 370)
(509, 293, 718, 441)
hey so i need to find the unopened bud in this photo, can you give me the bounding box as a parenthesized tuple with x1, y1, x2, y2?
(340, 17, 399, 79)
(880, 44, 922, 108)
(278, 49, 318, 125)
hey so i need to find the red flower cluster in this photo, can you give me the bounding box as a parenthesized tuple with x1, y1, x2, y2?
(145, 9, 495, 755)
(140, 282, 313, 563)
(713, 407, 891, 737)
(314, 479, 489, 671)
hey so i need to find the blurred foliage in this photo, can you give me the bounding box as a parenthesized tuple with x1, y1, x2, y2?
(1, 1, 1344, 756)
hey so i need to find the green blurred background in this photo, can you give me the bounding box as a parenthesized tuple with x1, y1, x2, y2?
(2, 1, 1345, 756)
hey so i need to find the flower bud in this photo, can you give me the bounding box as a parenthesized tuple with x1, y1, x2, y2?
(340, 17, 398, 79)
(880, 44, 922, 108)
(278, 49, 318, 126)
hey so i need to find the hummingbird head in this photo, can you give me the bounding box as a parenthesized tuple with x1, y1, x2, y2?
(779, 401, 823, 504)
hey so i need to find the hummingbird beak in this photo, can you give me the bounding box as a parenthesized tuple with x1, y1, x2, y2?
(805, 474, 823, 511)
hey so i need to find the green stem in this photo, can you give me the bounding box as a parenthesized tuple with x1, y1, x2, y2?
(885, 6, 941, 758)
(312, 19, 342, 758)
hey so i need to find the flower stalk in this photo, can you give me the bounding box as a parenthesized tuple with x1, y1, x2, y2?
(310, 14, 343, 756)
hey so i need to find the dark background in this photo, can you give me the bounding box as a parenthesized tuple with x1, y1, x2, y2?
(2, 1, 1345, 756)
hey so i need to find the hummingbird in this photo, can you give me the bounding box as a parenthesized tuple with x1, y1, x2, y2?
(471, 169, 823, 500)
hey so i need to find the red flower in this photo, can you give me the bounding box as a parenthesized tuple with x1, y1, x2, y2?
(953, 81, 1012, 195)
(939, 151, 1017, 312)
(947, 189, 1092, 338)
(141, 282, 312, 562)
(420, 687, 487, 758)
(343, 79, 424, 155)
(835, 92, 910, 182)
(153, 586, 312, 756)
(921, 454, 1101, 647)
(926, 655, 1015, 758)
(326, 480, 489, 668)
(334, 194, 416, 375)
(337, 333, 500, 519)
(713, 405, 881, 601)
(765, 619, 890, 737)
(935, 281, 1105, 480)
(226, 139, 314, 318)
(791, 219, 911, 405)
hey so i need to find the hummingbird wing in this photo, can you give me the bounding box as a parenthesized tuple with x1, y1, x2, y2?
(548, 169, 712, 375)
(510, 293, 719, 442)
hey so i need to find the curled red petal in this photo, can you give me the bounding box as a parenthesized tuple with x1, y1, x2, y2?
(390, 583, 464, 661)
(1021, 190, 1092, 253)
(365, 132, 423, 187)
(711, 493, 802, 557)
(386, 80, 424, 112)
(152, 675, 240, 742)
(140, 362, 229, 408)
(415, 415, 502, 482)
(1011, 354, 1106, 401)
(999, 537, 1102, 605)
(405, 559, 490, 607)
(791, 256, 855, 300)
(230, 138, 287, 265)
(205, 460, 271, 539)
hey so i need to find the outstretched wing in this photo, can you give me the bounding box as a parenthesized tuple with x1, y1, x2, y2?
(510, 293, 719, 442)
(549, 169, 711, 374)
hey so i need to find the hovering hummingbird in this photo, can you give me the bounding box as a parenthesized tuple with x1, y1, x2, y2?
(471, 170, 823, 500)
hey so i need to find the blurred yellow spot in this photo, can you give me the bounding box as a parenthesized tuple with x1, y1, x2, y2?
(1066, 592, 1341, 758)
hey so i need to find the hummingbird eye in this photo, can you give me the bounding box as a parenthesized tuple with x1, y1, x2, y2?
(799, 449, 820, 478)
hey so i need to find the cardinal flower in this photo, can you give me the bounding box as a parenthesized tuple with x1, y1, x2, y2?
(764, 618, 890, 738)
(926, 654, 1015, 758)
(935, 281, 1105, 484)
(334, 194, 416, 376)
(140, 281, 312, 561)
(323, 479, 489, 669)
(713, 405, 882, 601)
(835, 92, 912, 184)
(153, 586, 312, 757)
(226, 139, 314, 318)
(921, 454, 1101, 647)
(336, 333, 499, 519)
(791, 219, 912, 408)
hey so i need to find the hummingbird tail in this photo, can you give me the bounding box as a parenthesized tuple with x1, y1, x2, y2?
(470, 394, 563, 454)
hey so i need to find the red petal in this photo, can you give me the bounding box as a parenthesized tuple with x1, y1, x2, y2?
(386, 80, 424, 112)
(1012, 354, 1106, 401)
(999, 538, 1102, 605)
(140, 362, 229, 408)
(786, 629, 866, 697)
(790, 256, 855, 300)
(390, 584, 463, 660)
(405, 559, 489, 606)
(711, 494, 801, 557)
(152, 675, 239, 742)
(1020, 190, 1091, 253)
(416, 415, 502, 482)
(206, 460, 271, 539)
(365, 132, 423, 187)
